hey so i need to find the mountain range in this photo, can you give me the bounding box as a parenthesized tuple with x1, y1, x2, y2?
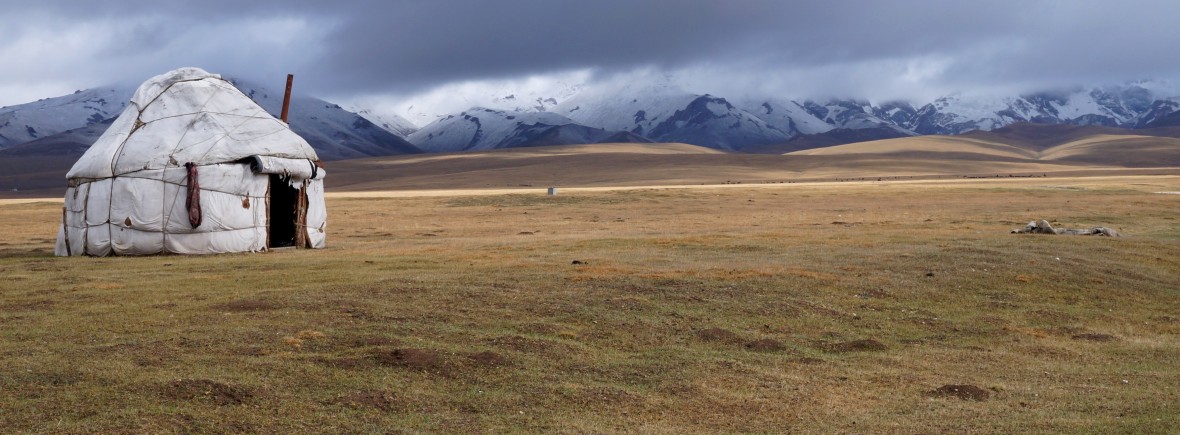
(381, 79, 1180, 153)
(3, 75, 1180, 161)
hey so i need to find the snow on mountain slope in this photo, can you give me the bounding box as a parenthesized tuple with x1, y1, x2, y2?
(553, 78, 688, 133)
(1024, 87, 1143, 126)
(803, 99, 916, 134)
(212, 78, 421, 159)
(346, 104, 419, 138)
(408, 108, 584, 152)
(1136, 100, 1180, 127)
(0, 77, 419, 160)
(0, 86, 130, 149)
(642, 95, 793, 150)
(9, 74, 1180, 156)
(553, 81, 791, 150)
(871, 101, 919, 129)
(908, 94, 1021, 135)
(739, 98, 833, 136)
(399, 78, 584, 127)
(908, 84, 1180, 135)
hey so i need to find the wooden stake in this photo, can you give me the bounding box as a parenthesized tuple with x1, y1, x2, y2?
(280, 74, 294, 123)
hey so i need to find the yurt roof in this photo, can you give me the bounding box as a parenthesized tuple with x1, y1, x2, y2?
(67, 67, 319, 180)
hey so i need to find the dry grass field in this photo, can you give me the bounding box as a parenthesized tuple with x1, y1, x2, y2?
(2, 175, 1179, 432)
(6, 129, 1180, 197)
(320, 133, 1180, 194)
(793, 128, 1180, 169)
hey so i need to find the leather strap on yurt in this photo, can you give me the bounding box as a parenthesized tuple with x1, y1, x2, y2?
(61, 206, 72, 256)
(184, 162, 202, 228)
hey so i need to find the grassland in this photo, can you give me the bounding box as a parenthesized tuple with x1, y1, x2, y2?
(2, 176, 1179, 433)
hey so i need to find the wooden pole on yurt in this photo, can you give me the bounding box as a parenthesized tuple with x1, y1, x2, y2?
(280, 74, 294, 123)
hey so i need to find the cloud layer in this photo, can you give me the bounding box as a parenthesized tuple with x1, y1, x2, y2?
(3, 0, 1180, 108)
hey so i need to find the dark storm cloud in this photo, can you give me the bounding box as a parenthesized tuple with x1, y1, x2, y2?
(5, 0, 1180, 104)
(315, 0, 1180, 96)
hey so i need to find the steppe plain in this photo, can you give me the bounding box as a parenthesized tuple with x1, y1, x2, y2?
(1, 132, 1178, 432)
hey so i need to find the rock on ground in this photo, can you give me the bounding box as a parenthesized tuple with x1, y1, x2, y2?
(1012, 220, 1120, 237)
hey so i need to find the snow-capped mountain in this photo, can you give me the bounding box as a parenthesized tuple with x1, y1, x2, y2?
(1135, 99, 1180, 128)
(345, 104, 419, 138)
(227, 78, 420, 159)
(399, 79, 584, 127)
(552, 81, 793, 150)
(9, 73, 1180, 158)
(0, 77, 419, 160)
(0, 86, 131, 149)
(906, 94, 1021, 135)
(871, 101, 919, 129)
(738, 98, 833, 136)
(905, 84, 1180, 135)
(409, 108, 641, 152)
(407, 79, 1180, 152)
(802, 99, 916, 134)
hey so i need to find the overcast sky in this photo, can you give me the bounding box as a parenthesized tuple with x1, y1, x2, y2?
(4, 0, 1180, 118)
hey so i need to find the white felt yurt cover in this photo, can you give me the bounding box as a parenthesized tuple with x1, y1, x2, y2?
(55, 67, 327, 256)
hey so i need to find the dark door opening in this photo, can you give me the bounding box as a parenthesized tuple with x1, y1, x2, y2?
(269, 175, 298, 248)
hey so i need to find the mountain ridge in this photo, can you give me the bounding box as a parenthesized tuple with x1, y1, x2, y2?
(5, 76, 1180, 158)
(0, 76, 421, 161)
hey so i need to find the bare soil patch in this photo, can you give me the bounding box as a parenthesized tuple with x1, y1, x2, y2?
(745, 338, 786, 352)
(929, 384, 990, 401)
(1072, 333, 1118, 342)
(468, 351, 509, 367)
(373, 348, 446, 372)
(161, 379, 255, 406)
(697, 327, 739, 343)
(487, 335, 564, 354)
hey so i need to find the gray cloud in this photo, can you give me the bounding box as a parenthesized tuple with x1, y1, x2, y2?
(3, 0, 1180, 106)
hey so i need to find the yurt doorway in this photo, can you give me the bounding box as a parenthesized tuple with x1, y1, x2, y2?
(268, 175, 298, 248)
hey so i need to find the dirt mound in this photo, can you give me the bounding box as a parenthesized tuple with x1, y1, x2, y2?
(697, 328, 738, 342)
(329, 390, 403, 411)
(929, 384, 990, 401)
(745, 338, 786, 352)
(1072, 333, 1118, 342)
(373, 348, 445, 372)
(469, 351, 509, 367)
(824, 339, 887, 353)
(161, 379, 255, 406)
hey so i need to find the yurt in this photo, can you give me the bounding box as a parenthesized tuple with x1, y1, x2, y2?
(54, 67, 327, 256)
